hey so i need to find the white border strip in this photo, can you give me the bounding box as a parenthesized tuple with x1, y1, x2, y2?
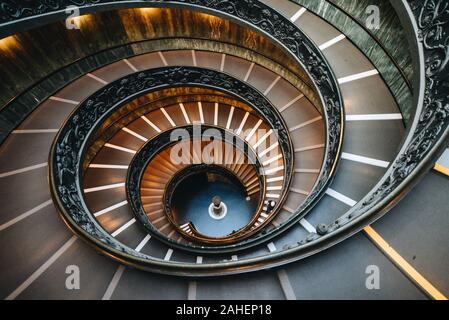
(5, 236, 77, 300)
(220, 53, 226, 72)
(266, 242, 296, 299)
(326, 188, 357, 207)
(279, 94, 304, 113)
(267, 176, 284, 183)
(191, 50, 197, 66)
(179, 103, 191, 124)
(295, 168, 320, 174)
(141, 115, 162, 133)
(295, 144, 325, 152)
(253, 129, 273, 149)
(342, 152, 390, 168)
(263, 154, 283, 167)
(49, 96, 79, 105)
(164, 248, 174, 261)
(264, 76, 281, 95)
(104, 143, 136, 154)
(102, 265, 125, 300)
(289, 116, 321, 132)
(0, 199, 53, 232)
(277, 269, 297, 300)
(319, 34, 346, 50)
(122, 127, 148, 142)
(236, 112, 250, 136)
(290, 188, 309, 196)
(123, 58, 138, 72)
(0, 162, 47, 178)
(89, 164, 129, 170)
(87, 73, 108, 85)
(94, 200, 128, 217)
(338, 70, 379, 84)
(135, 234, 152, 252)
(158, 51, 168, 66)
(300, 218, 316, 233)
(12, 129, 58, 134)
(258, 142, 279, 158)
(111, 218, 136, 237)
(226, 106, 235, 129)
(246, 119, 263, 142)
(290, 7, 307, 22)
(244, 62, 255, 82)
(346, 113, 403, 121)
(102, 234, 151, 300)
(267, 242, 277, 253)
(161, 108, 176, 127)
(188, 256, 203, 300)
(214, 103, 219, 126)
(84, 182, 125, 193)
(198, 102, 205, 124)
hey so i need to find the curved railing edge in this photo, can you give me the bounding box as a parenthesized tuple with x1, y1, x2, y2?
(46, 0, 344, 275)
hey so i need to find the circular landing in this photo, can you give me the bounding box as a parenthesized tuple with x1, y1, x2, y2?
(171, 170, 258, 237)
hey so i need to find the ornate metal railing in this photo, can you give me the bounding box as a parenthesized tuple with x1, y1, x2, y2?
(1, 0, 352, 275)
(49, 60, 342, 255)
(47, 1, 448, 276)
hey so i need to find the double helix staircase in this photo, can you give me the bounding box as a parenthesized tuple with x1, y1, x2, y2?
(0, 0, 447, 300)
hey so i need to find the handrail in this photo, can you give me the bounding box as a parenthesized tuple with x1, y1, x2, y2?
(35, 0, 446, 276)
(35, 0, 344, 274)
(49, 63, 341, 255)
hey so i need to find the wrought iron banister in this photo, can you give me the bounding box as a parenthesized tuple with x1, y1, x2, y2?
(0, 0, 440, 276)
(50, 61, 341, 256)
(127, 127, 267, 249)
(17, 0, 346, 274)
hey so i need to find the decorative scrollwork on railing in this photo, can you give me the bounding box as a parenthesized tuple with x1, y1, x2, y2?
(16, 0, 345, 273)
(51, 62, 342, 256)
(0, 0, 99, 23)
(1, 0, 344, 246)
(3, 0, 344, 242)
(0, 0, 446, 275)
(51, 65, 302, 254)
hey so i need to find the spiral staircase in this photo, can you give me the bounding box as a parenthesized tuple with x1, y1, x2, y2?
(0, 0, 448, 300)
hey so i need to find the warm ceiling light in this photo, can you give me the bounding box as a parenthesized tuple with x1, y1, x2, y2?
(0, 36, 18, 49)
(139, 7, 159, 14)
